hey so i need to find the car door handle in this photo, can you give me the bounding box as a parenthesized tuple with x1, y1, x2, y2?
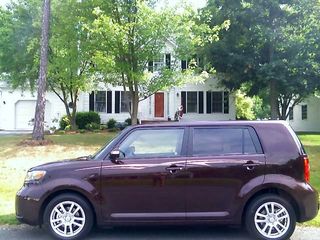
(243, 161, 261, 170)
(165, 165, 184, 174)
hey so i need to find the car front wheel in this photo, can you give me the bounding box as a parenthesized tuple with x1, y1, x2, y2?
(44, 193, 94, 240)
(245, 194, 296, 240)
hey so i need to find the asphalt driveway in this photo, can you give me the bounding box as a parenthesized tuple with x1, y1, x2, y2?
(0, 225, 319, 240)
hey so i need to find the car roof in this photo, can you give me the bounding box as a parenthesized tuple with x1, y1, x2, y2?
(130, 120, 288, 129)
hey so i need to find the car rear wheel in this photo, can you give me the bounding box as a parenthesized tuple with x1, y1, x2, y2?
(44, 193, 93, 240)
(245, 194, 296, 240)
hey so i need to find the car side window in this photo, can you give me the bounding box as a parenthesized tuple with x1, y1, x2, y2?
(192, 127, 259, 156)
(118, 129, 184, 159)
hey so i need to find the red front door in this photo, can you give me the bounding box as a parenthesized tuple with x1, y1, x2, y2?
(155, 92, 164, 118)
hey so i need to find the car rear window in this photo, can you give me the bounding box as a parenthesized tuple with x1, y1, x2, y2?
(192, 127, 262, 156)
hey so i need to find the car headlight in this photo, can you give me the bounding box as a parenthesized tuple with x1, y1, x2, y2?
(24, 170, 46, 184)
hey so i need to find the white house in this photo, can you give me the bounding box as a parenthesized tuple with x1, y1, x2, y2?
(0, 40, 236, 131)
(287, 95, 320, 132)
(0, 78, 235, 131)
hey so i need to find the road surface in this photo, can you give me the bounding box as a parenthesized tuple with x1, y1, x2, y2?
(0, 225, 319, 240)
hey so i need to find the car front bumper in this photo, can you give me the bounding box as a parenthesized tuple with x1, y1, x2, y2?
(15, 186, 43, 226)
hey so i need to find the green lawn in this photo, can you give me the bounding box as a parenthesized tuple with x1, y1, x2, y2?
(0, 132, 116, 225)
(297, 133, 320, 227)
(0, 132, 319, 226)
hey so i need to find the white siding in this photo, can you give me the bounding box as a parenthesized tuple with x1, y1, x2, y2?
(288, 96, 320, 132)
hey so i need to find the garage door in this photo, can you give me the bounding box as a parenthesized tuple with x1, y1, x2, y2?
(15, 100, 51, 130)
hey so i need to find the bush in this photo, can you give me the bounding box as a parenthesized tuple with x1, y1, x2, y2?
(76, 112, 101, 129)
(115, 122, 128, 130)
(125, 118, 132, 126)
(100, 124, 107, 130)
(85, 122, 100, 131)
(79, 129, 86, 134)
(107, 118, 117, 129)
(56, 130, 65, 135)
(59, 116, 70, 130)
(64, 125, 71, 131)
(125, 118, 139, 125)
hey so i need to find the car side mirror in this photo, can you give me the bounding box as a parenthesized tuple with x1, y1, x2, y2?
(109, 149, 123, 164)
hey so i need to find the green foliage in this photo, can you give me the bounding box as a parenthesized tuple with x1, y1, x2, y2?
(59, 115, 70, 130)
(85, 122, 100, 131)
(202, 0, 320, 119)
(252, 96, 270, 120)
(235, 91, 255, 120)
(64, 125, 71, 131)
(106, 118, 117, 129)
(76, 112, 101, 129)
(56, 130, 66, 135)
(79, 129, 86, 134)
(125, 118, 132, 126)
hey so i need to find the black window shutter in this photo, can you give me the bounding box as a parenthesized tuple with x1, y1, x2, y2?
(181, 91, 186, 114)
(223, 92, 229, 114)
(198, 91, 204, 114)
(115, 91, 120, 113)
(206, 91, 212, 113)
(181, 60, 187, 70)
(89, 91, 94, 111)
(148, 61, 153, 72)
(107, 91, 112, 113)
(165, 53, 171, 69)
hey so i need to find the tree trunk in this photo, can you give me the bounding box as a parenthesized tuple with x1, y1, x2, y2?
(269, 79, 279, 120)
(32, 0, 50, 140)
(131, 91, 139, 125)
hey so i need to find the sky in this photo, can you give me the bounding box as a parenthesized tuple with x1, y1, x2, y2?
(0, 0, 207, 9)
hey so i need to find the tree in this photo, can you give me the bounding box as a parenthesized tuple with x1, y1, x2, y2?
(48, 0, 95, 130)
(235, 90, 255, 120)
(32, 0, 50, 140)
(0, 0, 41, 90)
(201, 0, 320, 120)
(0, 0, 95, 130)
(85, 0, 228, 125)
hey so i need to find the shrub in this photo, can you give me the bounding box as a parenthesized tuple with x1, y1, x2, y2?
(115, 122, 128, 130)
(125, 118, 139, 125)
(64, 125, 71, 131)
(76, 112, 101, 129)
(100, 124, 107, 130)
(125, 118, 132, 126)
(56, 130, 65, 135)
(59, 116, 70, 130)
(107, 118, 117, 129)
(79, 129, 86, 134)
(93, 129, 101, 133)
(85, 122, 100, 131)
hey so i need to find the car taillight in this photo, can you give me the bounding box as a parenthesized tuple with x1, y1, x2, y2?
(303, 156, 310, 183)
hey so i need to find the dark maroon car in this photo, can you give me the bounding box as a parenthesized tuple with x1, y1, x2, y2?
(16, 121, 319, 240)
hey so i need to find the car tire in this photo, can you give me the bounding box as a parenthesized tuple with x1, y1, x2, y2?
(43, 193, 94, 240)
(245, 194, 296, 240)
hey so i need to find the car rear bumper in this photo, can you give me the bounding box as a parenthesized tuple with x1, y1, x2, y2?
(15, 186, 42, 226)
(297, 184, 319, 222)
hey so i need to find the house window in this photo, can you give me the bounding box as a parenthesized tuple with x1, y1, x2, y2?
(206, 91, 229, 114)
(302, 105, 307, 120)
(187, 92, 198, 113)
(148, 54, 165, 72)
(95, 91, 106, 112)
(121, 91, 131, 113)
(181, 91, 204, 114)
(289, 107, 293, 120)
(212, 92, 223, 113)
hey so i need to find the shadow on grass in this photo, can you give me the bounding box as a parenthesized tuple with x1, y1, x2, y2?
(0, 214, 19, 225)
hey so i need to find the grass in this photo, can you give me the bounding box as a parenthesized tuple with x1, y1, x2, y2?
(0, 132, 319, 227)
(297, 133, 320, 227)
(0, 132, 116, 225)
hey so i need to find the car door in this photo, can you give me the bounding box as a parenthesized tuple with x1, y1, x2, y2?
(100, 127, 188, 222)
(185, 126, 265, 220)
